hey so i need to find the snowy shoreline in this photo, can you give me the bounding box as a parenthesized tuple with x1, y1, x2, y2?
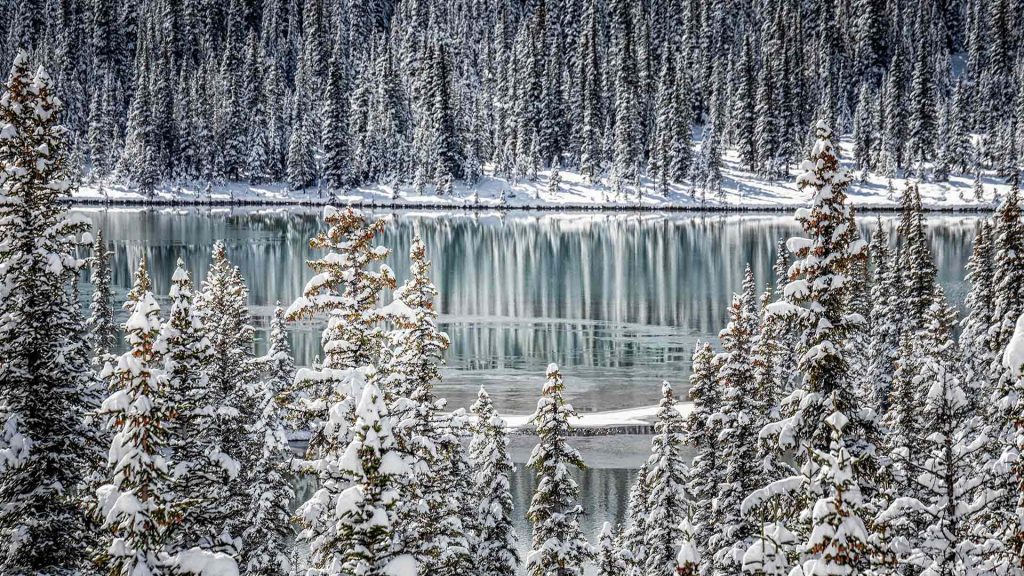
(71, 140, 1013, 212)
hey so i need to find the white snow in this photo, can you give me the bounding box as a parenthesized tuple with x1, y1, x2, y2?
(174, 549, 240, 576)
(502, 403, 693, 432)
(384, 554, 418, 576)
(1003, 314, 1024, 380)
(71, 137, 1014, 210)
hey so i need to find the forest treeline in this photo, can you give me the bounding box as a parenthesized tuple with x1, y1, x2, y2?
(2, 0, 1023, 198)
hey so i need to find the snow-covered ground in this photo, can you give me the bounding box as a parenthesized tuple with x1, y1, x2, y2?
(502, 403, 694, 433)
(73, 139, 1011, 210)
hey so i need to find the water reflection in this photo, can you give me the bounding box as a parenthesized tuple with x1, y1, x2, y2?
(73, 207, 983, 415)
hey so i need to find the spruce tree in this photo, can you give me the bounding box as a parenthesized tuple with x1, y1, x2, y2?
(470, 388, 519, 576)
(961, 221, 996, 397)
(526, 364, 590, 576)
(299, 382, 416, 576)
(241, 306, 296, 576)
(595, 522, 629, 576)
(882, 50, 907, 175)
(864, 223, 899, 412)
(87, 229, 117, 367)
(683, 342, 721, 567)
(197, 242, 255, 544)
(733, 37, 757, 171)
(94, 286, 171, 576)
(0, 52, 96, 574)
(161, 258, 230, 553)
(710, 287, 771, 574)
(791, 410, 874, 575)
(642, 382, 689, 576)
(878, 292, 990, 575)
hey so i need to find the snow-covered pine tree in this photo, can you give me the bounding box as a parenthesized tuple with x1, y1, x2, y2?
(322, 48, 353, 191)
(300, 381, 416, 576)
(790, 409, 874, 575)
(877, 293, 991, 575)
(733, 37, 757, 172)
(897, 184, 938, 329)
(650, 53, 675, 196)
(160, 258, 232, 554)
(694, 102, 723, 202)
(675, 518, 701, 576)
(763, 120, 870, 457)
(0, 52, 96, 573)
(863, 222, 899, 412)
(881, 49, 907, 176)
(961, 221, 995, 400)
(620, 461, 651, 576)
(526, 364, 590, 576)
(470, 388, 519, 576)
(288, 207, 395, 574)
(425, 410, 477, 576)
(286, 105, 316, 190)
(852, 83, 875, 174)
(94, 287, 171, 576)
(710, 287, 771, 574)
(989, 181, 1024, 374)
(197, 241, 253, 544)
(665, 58, 691, 175)
(683, 342, 721, 569)
(756, 122, 880, 560)
(595, 522, 630, 576)
(287, 207, 395, 373)
(87, 228, 117, 367)
(378, 233, 468, 574)
(241, 306, 296, 576)
(642, 382, 690, 576)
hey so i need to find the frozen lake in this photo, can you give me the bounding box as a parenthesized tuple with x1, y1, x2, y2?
(73, 206, 984, 563)
(73, 207, 982, 415)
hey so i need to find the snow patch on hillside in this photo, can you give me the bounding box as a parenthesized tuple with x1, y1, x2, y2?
(73, 139, 1012, 210)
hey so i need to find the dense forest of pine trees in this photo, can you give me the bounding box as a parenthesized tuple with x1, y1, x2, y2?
(2, 0, 1024, 199)
(4, 19, 1024, 576)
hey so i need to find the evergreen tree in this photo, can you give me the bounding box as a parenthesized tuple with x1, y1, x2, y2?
(595, 522, 629, 576)
(0, 52, 96, 573)
(526, 364, 590, 576)
(882, 49, 907, 175)
(878, 293, 990, 575)
(864, 223, 899, 411)
(683, 342, 721, 567)
(642, 382, 689, 576)
(322, 49, 352, 190)
(87, 229, 117, 366)
(161, 258, 230, 553)
(470, 388, 519, 576)
(908, 32, 937, 175)
(300, 382, 416, 576)
(241, 306, 296, 576)
(961, 221, 996, 397)
(733, 37, 757, 171)
(791, 410, 874, 575)
(197, 242, 254, 544)
(286, 104, 316, 190)
(94, 286, 172, 576)
(710, 286, 770, 574)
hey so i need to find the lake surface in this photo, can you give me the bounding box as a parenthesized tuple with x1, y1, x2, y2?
(73, 206, 984, 557)
(73, 207, 982, 415)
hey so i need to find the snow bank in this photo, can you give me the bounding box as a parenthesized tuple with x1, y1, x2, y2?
(72, 138, 1012, 211)
(502, 403, 694, 432)
(1004, 314, 1024, 380)
(174, 549, 240, 576)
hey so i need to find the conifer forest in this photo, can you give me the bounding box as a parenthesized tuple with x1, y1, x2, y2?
(3, 0, 1024, 576)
